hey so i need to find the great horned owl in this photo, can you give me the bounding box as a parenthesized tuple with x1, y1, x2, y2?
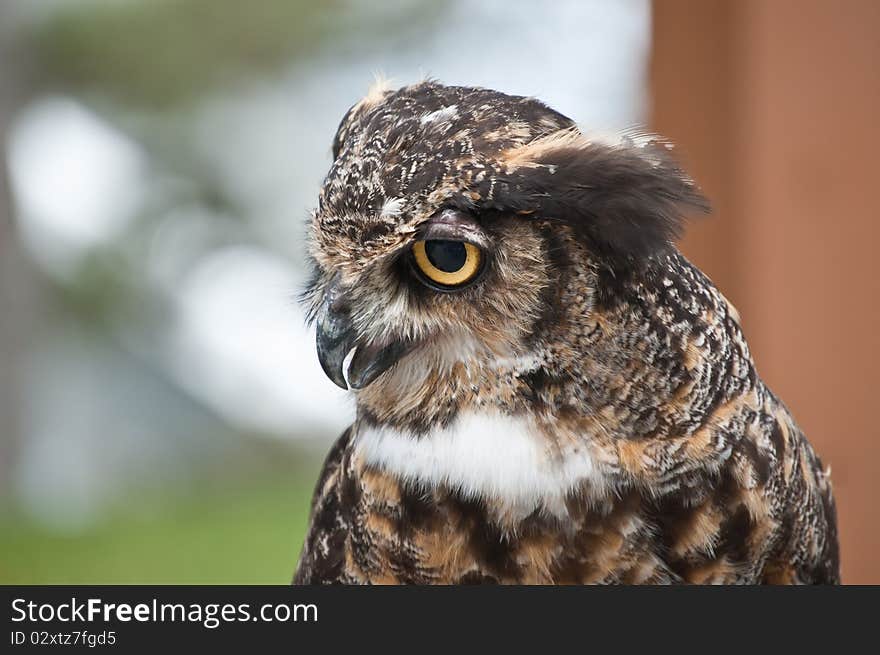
(293, 81, 839, 585)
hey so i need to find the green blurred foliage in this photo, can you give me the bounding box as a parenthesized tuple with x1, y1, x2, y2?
(32, 0, 444, 108)
(51, 248, 142, 326)
(0, 471, 316, 584)
(34, 0, 341, 107)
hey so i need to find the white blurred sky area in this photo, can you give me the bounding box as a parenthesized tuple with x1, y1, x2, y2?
(4, 0, 650, 527)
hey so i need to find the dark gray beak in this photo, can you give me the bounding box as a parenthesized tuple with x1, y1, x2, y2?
(315, 279, 355, 389)
(315, 277, 415, 390)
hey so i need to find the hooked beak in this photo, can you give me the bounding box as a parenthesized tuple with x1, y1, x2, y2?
(315, 277, 415, 390)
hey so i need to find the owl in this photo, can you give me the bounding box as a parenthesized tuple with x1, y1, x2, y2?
(293, 80, 840, 585)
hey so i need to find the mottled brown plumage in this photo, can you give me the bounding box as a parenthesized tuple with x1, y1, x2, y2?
(293, 81, 839, 585)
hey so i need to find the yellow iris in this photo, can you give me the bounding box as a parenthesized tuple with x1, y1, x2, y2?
(412, 240, 482, 288)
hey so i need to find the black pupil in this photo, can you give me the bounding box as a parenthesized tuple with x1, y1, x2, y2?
(425, 240, 467, 273)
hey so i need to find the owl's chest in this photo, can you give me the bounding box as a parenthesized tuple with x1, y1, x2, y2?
(344, 461, 676, 584)
(342, 412, 670, 583)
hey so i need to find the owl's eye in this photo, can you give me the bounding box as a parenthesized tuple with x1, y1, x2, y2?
(411, 239, 483, 290)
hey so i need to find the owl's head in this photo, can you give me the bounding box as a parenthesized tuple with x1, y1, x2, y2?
(304, 81, 707, 401)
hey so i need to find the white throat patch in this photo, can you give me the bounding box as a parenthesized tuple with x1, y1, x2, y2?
(353, 411, 609, 519)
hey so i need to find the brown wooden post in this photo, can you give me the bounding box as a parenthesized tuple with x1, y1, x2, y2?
(651, 0, 880, 583)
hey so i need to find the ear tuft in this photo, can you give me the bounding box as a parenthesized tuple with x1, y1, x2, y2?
(468, 128, 709, 269)
(332, 74, 396, 159)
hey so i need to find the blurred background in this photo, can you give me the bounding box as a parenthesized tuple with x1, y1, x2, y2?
(0, 0, 876, 583)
